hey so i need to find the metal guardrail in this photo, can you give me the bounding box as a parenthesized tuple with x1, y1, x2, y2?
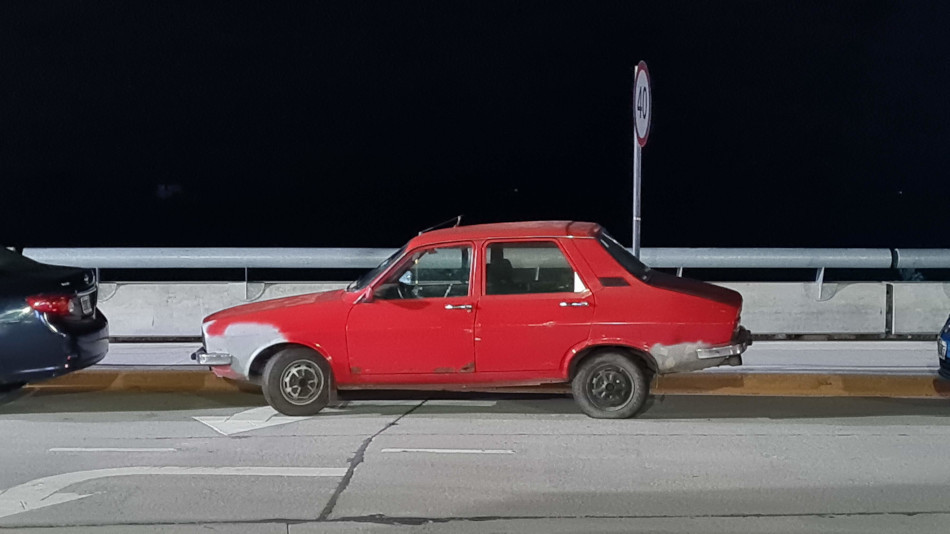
(20, 247, 950, 270)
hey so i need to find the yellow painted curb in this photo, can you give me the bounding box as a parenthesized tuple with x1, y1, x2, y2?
(29, 368, 950, 398)
(31, 369, 253, 393)
(653, 373, 950, 398)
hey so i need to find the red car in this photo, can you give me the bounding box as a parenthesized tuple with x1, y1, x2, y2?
(194, 221, 750, 418)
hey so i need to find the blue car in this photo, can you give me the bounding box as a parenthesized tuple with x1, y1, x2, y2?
(0, 249, 109, 391)
(939, 315, 950, 380)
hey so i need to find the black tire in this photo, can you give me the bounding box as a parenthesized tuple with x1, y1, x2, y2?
(261, 348, 332, 416)
(571, 351, 648, 419)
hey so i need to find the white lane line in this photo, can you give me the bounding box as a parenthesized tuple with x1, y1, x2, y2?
(49, 448, 177, 453)
(381, 448, 515, 454)
(0, 466, 348, 520)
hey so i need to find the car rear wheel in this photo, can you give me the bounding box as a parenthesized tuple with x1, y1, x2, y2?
(571, 351, 648, 419)
(262, 348, 332, 416)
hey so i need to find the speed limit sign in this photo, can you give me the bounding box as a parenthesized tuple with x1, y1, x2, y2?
(634, 61, 651, 147)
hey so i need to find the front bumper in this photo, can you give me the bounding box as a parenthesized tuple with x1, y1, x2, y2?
(191, 347, 233, 366)
(651, 326, 752, 374)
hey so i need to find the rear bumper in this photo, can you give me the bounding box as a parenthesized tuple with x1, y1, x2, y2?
(0, 312, 109, 385)
(697, 326, 752, 359)
(651, 326, 751, 374)
(938, 335, 949, 380)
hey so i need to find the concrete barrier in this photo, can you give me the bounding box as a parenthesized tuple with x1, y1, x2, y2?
(718, 282, 886, 334)
(891, 283, 950, 334)
(98, 281, 898, 337)
(98, 282, 347, 337)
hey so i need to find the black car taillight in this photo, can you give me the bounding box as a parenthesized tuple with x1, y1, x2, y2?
(26, 295, 76, 316)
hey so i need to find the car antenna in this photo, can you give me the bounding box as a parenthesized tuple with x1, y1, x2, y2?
(419, 215, 463, 235)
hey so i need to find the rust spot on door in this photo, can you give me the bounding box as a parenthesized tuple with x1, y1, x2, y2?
(433, 367, 455, 374)
(350, 367, 362, 375)
(460, 361, 475, 373)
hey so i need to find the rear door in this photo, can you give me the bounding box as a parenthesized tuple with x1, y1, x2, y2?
(474, 240, 594, 373)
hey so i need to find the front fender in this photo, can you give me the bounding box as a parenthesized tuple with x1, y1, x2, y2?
(245, 336, 339, 381)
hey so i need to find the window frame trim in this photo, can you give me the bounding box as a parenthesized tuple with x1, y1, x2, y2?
(479, 238, 591, 297)
(372, 241, 476, 301)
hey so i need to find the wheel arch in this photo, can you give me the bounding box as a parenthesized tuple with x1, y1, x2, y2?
(248, 342, 332, 382)
(567, 344, 657, 380)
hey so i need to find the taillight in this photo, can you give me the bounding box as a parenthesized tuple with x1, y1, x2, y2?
(26, 295, 75, 316)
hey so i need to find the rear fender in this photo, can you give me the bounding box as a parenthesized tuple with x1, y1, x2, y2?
(561, 339, 658, 379)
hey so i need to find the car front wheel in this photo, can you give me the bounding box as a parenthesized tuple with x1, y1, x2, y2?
(571, 351, 648, 419)
(262, 348, 332, 416)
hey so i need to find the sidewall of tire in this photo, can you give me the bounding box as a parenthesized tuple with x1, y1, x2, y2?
(262, 348, 332, 416)
(572, 351, 648, 419)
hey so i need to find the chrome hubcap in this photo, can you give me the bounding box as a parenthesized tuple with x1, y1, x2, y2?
(280, 360, 323, 405)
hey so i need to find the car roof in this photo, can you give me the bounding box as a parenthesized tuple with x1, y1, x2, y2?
(409, 221, 602, 247)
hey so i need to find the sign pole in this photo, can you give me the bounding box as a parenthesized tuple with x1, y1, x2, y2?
(632, 60, 651, 257)
(632, 142, 641, 256)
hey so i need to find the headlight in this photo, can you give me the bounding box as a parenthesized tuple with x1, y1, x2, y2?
(939, 338, 948, 358)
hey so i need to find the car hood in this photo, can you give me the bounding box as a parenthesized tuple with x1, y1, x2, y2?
(204, 289, 345, 324)
(642, 270, 742, 308)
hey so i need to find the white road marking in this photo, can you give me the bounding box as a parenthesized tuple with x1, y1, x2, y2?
(194, 406, 311, 436)
(0, 466, 347, 520)
(49, 448, 177, 453)
(381, 448, 515, 454)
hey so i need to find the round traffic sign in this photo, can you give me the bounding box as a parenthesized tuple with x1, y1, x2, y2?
(634, 61, 651, 147)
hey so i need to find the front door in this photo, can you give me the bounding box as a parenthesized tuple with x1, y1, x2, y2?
(346, 243, 476, 375)
(475, 240, 594, 373)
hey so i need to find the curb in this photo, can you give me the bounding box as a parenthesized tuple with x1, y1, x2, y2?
(27, 367, 950, 398)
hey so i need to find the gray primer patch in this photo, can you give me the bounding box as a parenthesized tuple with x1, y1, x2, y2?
(649, 341, 726, 374)
(207, 322, 287, 378)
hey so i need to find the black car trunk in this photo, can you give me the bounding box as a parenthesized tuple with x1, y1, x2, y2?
(0, 250, 98, 318)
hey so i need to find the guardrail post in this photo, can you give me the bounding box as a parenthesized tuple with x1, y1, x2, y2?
(885, 283, 894, 336)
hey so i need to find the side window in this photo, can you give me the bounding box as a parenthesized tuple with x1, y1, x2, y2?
(375, 245, 471, 300)
(485, 241, 587, 295)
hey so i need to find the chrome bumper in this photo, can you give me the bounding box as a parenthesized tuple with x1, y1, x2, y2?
(190, 347, 233, 366)
(696, 326, 753, 360)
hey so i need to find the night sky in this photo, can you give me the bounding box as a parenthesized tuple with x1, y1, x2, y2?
(3, 1, 948, 248)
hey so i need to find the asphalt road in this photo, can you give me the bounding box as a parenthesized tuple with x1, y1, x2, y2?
(1, 389, 949, 533)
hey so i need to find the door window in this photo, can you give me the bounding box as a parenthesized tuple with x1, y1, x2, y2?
(375, 245, 472, 300)
(485, 241, 586, 295)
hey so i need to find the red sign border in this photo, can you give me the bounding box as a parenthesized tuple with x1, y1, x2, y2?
(634, 61, 651, 147)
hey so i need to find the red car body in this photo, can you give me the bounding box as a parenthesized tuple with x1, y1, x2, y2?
(196, 221, 749, 416)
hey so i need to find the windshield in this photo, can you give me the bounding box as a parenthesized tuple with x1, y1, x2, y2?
(346, 246, 406, 291)
(598, 231, 650, 280)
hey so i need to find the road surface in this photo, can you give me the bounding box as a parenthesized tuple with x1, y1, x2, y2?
(1, 389, 949, 533)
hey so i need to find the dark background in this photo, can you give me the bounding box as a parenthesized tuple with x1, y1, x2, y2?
(3, 1, 948, 248)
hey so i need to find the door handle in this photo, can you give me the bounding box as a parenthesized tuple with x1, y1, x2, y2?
(559, 301, 590, 307)
(445, 304, 473, 310)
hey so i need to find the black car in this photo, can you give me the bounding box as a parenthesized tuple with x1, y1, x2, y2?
(0, 248, 108, 390)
